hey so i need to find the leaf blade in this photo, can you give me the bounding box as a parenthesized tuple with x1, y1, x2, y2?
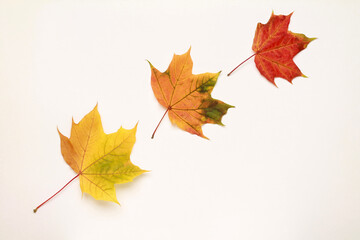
(150, 48, 233, 139)
(58, 106, 146, 204)
(252, 12, 315, 84)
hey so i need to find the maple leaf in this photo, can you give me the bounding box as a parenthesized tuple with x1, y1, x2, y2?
(149, 48, 233, 139)
(34, 105, 146, 213)
(228, 12, 316, 85)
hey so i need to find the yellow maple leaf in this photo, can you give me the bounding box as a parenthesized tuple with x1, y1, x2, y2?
(34, 105, 146, 212)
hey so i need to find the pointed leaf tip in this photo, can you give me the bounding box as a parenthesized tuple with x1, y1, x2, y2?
(146, 60, 154, 69)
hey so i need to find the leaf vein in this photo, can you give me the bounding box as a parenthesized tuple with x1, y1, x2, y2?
(169, 53, 190, 105)
(80, 110, 96, 171)
(171, 75, 216, 108)
(171, 110, 201, 135)
(81, 133, 133, 173)
(81, 175, 116, 202)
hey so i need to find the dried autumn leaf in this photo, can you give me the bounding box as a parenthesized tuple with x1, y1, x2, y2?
(149, 48, 233, 139)
(34, 105, 146, 212)
(228, 12, 316, 85)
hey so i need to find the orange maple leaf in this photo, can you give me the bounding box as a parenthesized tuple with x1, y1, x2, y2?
(228, 12, 316, 85)
(149, 48, 233, 139)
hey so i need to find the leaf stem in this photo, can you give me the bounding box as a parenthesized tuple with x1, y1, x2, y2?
(151, 107, 170, 139)
(33, 173, 80, 213)
(227, 53, 256, 76)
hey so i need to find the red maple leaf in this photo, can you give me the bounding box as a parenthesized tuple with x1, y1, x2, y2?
(228, 12, 316, 86)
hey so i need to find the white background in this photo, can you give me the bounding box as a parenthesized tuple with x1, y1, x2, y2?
(0, 0, 359, 239)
